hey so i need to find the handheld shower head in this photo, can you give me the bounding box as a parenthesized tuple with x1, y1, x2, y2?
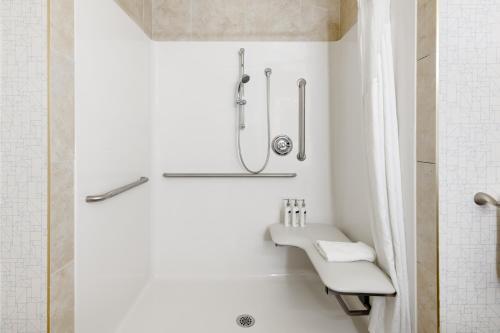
(237, 74, 251, 95)
(241, 74, 250, 84)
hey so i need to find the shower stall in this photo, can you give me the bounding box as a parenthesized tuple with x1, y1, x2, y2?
(73, 1, 416, 332)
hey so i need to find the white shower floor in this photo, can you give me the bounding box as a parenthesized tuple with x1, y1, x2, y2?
(117, 273, 363, 333)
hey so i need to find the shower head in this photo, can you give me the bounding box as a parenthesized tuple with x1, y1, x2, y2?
(241, 74, 250, 84)
(237, 74, 251, 95)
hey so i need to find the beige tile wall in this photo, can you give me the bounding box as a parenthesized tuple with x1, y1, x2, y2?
(416, 0, 438, 332)
(340, 0, 357, 37)
(49, 0, 75, 332)
(115, 0, 153, 37)
(417, 160, 438, 333)
(117, 0, 341, 41)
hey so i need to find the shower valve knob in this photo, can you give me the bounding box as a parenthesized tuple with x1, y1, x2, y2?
(272, 135, 293, 156)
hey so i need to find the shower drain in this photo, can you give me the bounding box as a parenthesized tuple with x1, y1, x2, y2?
(236, 314, 255, 328)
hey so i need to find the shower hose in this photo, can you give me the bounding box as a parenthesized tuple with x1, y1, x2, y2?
(237, 71, 271, 174)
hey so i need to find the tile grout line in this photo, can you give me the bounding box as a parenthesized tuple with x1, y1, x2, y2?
(418, 54, 431, 62)
(417, 160, 436, 165)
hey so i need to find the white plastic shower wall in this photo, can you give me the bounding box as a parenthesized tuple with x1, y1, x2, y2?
(150, 42, 335, 279)
(75, 1, 151, 332)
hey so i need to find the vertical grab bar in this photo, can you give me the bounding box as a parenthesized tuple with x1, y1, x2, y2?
(297, 78, 307, 161)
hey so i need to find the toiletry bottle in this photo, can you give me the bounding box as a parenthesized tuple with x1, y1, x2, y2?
(292, 200, 300, 227)
(283, 199, 292, 227)
(299, 200, 307, 227)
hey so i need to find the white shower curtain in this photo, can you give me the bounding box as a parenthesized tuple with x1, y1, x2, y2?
(356, 0, 412, 332)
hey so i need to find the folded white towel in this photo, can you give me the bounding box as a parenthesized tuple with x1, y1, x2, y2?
(314, 240, 376, 263)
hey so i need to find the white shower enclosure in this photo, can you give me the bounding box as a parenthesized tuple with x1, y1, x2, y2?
(75, 1, 416, 332)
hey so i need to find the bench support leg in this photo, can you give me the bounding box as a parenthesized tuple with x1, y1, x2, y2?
(325, 287, 372, 316)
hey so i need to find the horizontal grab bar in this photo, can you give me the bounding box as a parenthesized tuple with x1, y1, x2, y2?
(163, 173, 296, 178)
(86, 177, 149, 203)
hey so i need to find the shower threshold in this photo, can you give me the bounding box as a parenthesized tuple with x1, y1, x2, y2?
(116, 274, 362, 333)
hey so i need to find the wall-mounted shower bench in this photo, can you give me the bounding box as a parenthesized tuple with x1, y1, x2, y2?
(269, 223, 396, 316)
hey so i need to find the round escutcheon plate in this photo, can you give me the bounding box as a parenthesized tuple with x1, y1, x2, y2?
(272, 135, 293, 156)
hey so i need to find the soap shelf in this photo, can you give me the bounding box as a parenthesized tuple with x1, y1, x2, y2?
(269, 223, 396, 316)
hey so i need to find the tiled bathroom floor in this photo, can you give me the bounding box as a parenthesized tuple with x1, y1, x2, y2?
(117, 273, 362, 333)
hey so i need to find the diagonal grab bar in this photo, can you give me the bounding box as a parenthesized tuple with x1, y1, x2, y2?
(86, 177, 149, 203)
